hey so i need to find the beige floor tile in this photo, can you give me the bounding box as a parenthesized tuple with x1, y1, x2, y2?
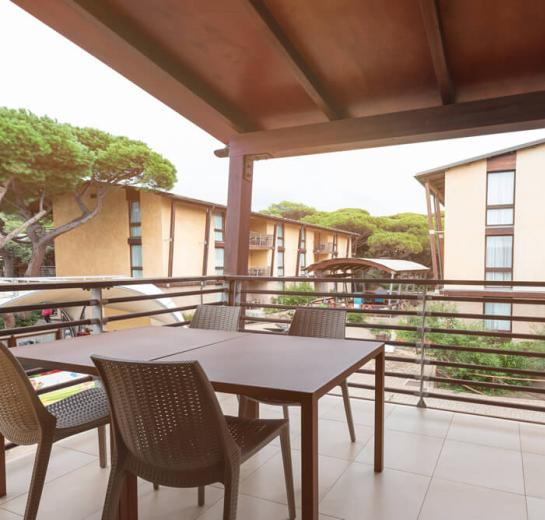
(419, 478, 527, 520)
(435, 440, 524, 494)
(0, 509, 21, 520)
(520, 422, 545, 456)
(522, 451, 545, 499)
(239, 451, 350, 508)
(196, 494, 337, 520)
(2, 461, 108, 519)
(447, 414, 520, 451)
(57, 428, 109, 458)
(320, 463, 429, 520)
(386, 406, 452, 438)
(321, 397, 393, 427)
(0, 446, 98, 506)
(527, 496, 545, 520)
(357, 430, 444, 476)
(290, 419, 372, 461)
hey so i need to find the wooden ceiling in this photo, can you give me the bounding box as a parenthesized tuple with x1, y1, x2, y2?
(13, 0, 545, 157)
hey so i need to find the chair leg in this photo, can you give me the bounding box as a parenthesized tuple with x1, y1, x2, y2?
(198, 485, 205, 506)
(101, 458, 127, 520)
(153, 482, 159, 490)
(23, 434, 54, 520)
(282, 405, 290, 421)
(279, 426, 296, 520)
(222, 465, 240, 520)
(98, 425, 107, 468)
(0, 433, 6, 498)
(340, 380, 356, 442)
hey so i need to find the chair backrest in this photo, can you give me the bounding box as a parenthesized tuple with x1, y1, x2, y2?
(288, 308, 347, 339)
(189, 304, 241, 331)
(92, 356, 238, 477)
(0, 342, 51, 445)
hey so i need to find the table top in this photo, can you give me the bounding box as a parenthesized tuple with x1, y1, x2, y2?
(13, 326, 383, 399)
(14, 326, 247, 374)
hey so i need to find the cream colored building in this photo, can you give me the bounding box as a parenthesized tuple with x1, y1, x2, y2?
(416, 138, 545, 333)
(53, 186, 355, 282)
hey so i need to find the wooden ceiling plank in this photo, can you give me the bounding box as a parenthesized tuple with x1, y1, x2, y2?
(245, 0, 343, 121)
(419, 0, 454, 105)
(230, 90, 545, 157)
(72, 0, 256, 133)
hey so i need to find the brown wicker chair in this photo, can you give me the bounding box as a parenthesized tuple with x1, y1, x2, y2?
(189, 304, 241, 331)
(0, 342, 109, 520)
(286, 308, 356, 442)
(92, 356, 296, 520)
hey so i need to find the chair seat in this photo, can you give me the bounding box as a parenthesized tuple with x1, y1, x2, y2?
(225, 416, 287, 462)
(47, 386, 109, 437)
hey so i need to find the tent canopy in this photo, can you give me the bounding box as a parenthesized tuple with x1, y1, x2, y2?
(306, 257, 430, 277)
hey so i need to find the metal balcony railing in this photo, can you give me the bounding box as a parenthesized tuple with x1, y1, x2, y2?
(314, 242, 334, 253)
(247, 266, 271, 277)
(1, 274, 545, 445)
(249, 232, 274, 248)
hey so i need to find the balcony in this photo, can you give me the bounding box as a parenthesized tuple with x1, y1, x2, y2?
(1, 393, 542, 519)
(0, 275, 544, 519)
(314, 242, 335, 254)
(249, 232, 274, 249)
(247, 266, 271, 277)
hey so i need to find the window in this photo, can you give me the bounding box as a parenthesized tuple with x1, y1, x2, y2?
(486, 235, 513, 270)
(484, 302, 511, 331)
(276, 224, 284, 248)
(130, 244, 143, 278)
(277, 250, 284, 277)
(129, 200, 142, 237)
(214, 213, 225, 242)
(299, 227, 306, 249)
(214, 247, 224, 275)
(299, 252, 306, 271)
(486, 171, 514, 226)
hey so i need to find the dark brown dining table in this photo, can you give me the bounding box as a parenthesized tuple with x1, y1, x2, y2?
(12, 326, 385, 520)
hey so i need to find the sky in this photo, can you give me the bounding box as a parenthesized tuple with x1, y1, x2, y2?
(2, 1, 545, 216)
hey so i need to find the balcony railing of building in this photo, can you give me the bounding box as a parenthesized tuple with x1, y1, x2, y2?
(248, 232, 274, 249)
(314, 242, 334, 253)
(247, 266, 271, 277)
(1, 274, 544, 453)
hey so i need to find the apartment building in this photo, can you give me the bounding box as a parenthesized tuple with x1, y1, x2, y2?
(415, 138, 545, 332)
(52, 186, 356, 281)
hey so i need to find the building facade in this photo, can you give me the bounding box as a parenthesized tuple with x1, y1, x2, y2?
(416, 138, 545, 332)
(52, 186, 355, 281)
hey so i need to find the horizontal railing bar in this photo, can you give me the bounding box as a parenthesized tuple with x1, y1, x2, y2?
(426, 375, 545, 394)
(104, 288, 225, 305)
(105, 304, 199, 323)
(0, 299, 97, 314)
(0, 319, 94, 338)
(426, 342, 545, 359)
(165, 320, 191, 327)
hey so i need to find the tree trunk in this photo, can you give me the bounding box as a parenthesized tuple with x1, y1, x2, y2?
(25, 243, 47, 277)
(0, 249, 16, 277)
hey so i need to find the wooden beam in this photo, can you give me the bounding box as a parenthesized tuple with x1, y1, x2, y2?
(244, 0, 342, 120)
(13, 0, 252, 140)
(230, 90, 545, 158)
(419, 0, 454, 104)
(224, 155, 253, 275)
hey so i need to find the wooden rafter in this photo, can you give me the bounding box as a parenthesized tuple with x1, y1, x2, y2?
(230, 90, 545, 158)
(419, 0, 454, 105)
(72, 0, 255, 133)
(245, 0, 343, 120)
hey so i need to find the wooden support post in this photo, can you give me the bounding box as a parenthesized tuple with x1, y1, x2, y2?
(225, 154, 253, 275)
(167, 199, 176, 277)
(202, 207, 211, 276)
(425, 182, 439, 279)
(433, 193, 444, 277)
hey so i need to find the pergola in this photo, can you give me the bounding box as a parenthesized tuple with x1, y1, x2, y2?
(306, 257, 430, 278)
(13, 0, 545, 282)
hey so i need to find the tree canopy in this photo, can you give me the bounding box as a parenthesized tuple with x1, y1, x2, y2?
(0, 107, 177, 275)
(261, 200, 316, 221)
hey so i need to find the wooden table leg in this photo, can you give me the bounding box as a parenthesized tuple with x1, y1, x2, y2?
(301, 396, 318, 520)
(0, 433, 6, 498)
(118, 473, 138, 520)
(238, 396, 259, 419)
(374, 349, 385, 473)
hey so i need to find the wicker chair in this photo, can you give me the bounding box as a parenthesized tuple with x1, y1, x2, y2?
(189, 304, 241, 331)
(0, 342, 109, 520)
(92, 356, 296, 520)
(286, 308, 356, 442)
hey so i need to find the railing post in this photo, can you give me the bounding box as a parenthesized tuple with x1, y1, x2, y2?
(416, 285, 428, 408)
(200, 280, 205, 305)
(90, 287, 105, 334)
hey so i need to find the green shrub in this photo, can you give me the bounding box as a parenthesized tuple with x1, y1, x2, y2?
(274, 282, 315, 307)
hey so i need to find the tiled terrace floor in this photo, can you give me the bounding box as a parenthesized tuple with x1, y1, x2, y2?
(1, 394, 544, 519)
